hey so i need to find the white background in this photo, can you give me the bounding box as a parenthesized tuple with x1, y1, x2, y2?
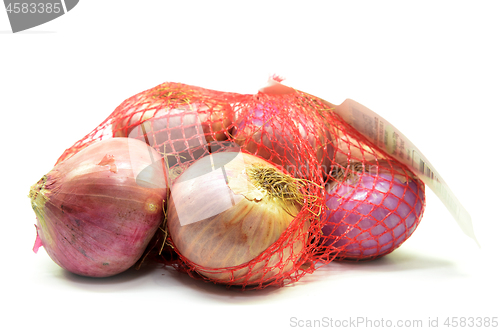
(1, 1, 499, 330)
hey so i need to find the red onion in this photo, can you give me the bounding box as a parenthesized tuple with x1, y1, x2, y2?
(113, 97, 233, 168)
(167, 152, 310, 286)
(331, 132, 384, 166)
(29, 138, 168, 277)
(321, 160, 425, 260)
(233, 100, 334, 179)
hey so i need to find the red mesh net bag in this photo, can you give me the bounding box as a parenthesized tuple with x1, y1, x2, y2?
(55, 79, 425, 289)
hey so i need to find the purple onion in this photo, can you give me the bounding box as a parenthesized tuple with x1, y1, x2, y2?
(233, 101, 334, 179)
(29, 138, 168, 277)
(321, 160, 425, 260)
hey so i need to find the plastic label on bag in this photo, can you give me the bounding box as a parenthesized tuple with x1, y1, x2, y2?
(325, 98, 479, 246)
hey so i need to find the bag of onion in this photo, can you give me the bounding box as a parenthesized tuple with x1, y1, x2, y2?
(30, 80, 426, 288)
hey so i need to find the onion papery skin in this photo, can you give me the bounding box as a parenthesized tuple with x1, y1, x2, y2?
(321, 160, 425, 260)
(233, 98, 334, 179)
(29, 138, 168, 277)
(167, 152, 310, 286)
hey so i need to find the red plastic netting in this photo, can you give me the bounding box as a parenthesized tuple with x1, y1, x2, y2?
(55, 80, 425, 290)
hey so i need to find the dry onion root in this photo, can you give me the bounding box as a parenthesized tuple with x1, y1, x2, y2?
(29, 138, 168, 277)
(166, 152, 311, 286)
